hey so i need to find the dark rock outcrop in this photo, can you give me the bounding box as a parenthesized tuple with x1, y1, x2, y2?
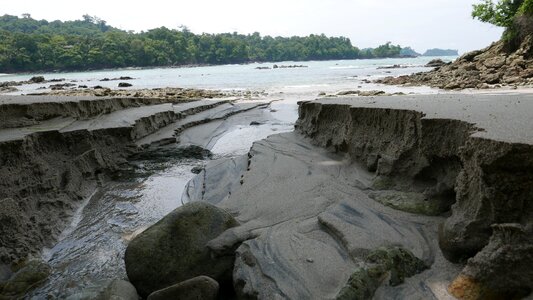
(97, 279, 138, 300)
(377, 36, 533, 89)
(425, 59, 447, 68)
(0, 260, 50, 298)
(147, 276, 219, 300)
(337, 247, 427, 299)
(124, 202, 238, 297)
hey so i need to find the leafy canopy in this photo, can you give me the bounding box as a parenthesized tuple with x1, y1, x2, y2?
(472, 0, 532, 27)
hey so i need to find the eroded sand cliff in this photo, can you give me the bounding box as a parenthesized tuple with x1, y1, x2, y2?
(0, 94, 268, 265)
(182, 93, 532, 299)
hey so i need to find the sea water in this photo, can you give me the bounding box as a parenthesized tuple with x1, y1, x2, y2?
(0, 56, 455, 95)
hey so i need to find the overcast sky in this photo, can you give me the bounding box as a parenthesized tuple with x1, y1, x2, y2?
(5, 0, 503, 53)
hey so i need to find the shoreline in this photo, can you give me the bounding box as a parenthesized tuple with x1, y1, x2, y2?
(0, 55, 459, 78)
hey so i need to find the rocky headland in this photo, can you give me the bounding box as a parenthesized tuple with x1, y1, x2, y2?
(377, 36, 533, 89)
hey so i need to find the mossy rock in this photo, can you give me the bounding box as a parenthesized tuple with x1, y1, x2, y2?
(336, 247, 426, 300)
(366, 247, 427, 286)
(124, 202, 239, 297)
(336, 268, 381, 300)
(371, 176, 396, 190)
(368, 190, 445, 216)
(0, 260, 50, 298)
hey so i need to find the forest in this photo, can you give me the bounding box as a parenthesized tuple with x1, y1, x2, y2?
(0, 14, 408, 72)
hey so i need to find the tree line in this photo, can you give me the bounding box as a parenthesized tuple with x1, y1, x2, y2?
(0, 14, 408, 73)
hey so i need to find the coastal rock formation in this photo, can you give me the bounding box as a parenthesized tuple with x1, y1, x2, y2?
(124, 202, 238, 297)
(295, 95, 533, 298)
(376, 36, 533, 89)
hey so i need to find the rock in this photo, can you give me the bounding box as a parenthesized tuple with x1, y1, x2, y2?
(0, 260, 51, 298)
(425, 59, 447, 68)
(29, 76, 45, 83)
(450, 224, 533, 299)
(98, 279, 138, 300)
(337, 90, 360, 96)
(483, 72, 500, 84)
(336, 247, 427, 299)
(273, 64, 279, 69)
(318, 92, 326, 96)
(255, 67, 270, 70)
(377, 64, 407, 69)
(376, 36, 533, 89)
(177, 145, 212, 159)
(146, 276, 219, 300)
(0, 264, 12, 282)
(49, 83, 76, 90)
(483, 56, 506, 69)
(359, 90, 386, 96)
(368, 190, 450, 216)
(191, 166, 204, 174)
(249, 121, 262, 126)
(118, 82, 133, 88)
(124, 202, 239, 297)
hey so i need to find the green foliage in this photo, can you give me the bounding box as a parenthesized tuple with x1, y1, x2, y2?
(472, 0, 531, 27)
(472, 0, 532, 50)
(518, 0, 533, 14)
(0, 14, 409, 73)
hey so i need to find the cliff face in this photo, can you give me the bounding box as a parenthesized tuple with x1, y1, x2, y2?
(295, 95, 533, 298)
(0, 95, 237, 264)
(377, 35, 533, 89)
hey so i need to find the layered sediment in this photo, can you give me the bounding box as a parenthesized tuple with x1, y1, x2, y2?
(377, 36, 533, 89)
(0, 93, 267, 265)
(295, 95, 533, 298)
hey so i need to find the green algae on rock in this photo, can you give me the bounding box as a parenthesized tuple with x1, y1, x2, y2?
(124, 202, 238, 297)
(337, 247, 427, 300)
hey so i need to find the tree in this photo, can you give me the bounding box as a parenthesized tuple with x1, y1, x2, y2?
(472, 0, 532, 47)
(472, 0, 527, 27)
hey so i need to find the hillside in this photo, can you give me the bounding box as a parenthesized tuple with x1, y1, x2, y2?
(1, 15, 414, 73)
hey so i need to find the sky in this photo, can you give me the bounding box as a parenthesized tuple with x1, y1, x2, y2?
(4, 0, 504, 54)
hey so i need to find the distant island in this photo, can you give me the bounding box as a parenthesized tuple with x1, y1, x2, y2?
(422, 48, 459, 56)
(0, 14, 455, 73)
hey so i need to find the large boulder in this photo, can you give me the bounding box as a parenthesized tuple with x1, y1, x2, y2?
(97, 279, 138, 300)
(0, 260, 50, 299)
(147, 276, 219, 300)
(124, 202, 239, 297)
(425, 59, 447, 68)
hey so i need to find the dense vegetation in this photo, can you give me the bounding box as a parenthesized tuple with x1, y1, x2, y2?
(472, 0, 533, 49)
(0, 15, 415, 73)
(422, 49, 459, 56)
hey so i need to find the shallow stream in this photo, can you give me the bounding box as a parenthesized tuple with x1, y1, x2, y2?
(30, 97, 296, 299)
